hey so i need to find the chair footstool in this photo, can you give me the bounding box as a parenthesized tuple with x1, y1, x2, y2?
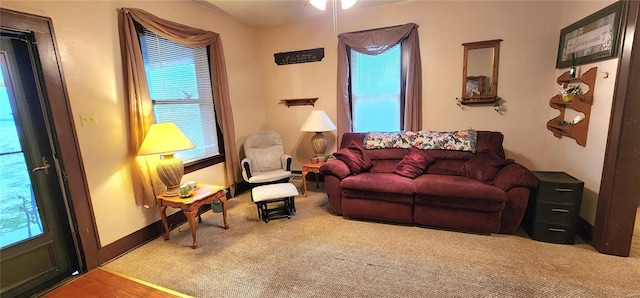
(251, 183, 299, 223)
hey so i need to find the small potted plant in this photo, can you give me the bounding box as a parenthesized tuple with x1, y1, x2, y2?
(559, 85, 582, 102)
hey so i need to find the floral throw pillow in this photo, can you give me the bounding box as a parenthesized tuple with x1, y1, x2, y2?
(333, 141, 372, 174)
(394, 146, 436, 178)
(462, 150, 514, 183)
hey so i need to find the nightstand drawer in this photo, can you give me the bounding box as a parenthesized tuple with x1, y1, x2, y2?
(527, 221, 577, 244)
(535, 201, 580, 224)
(537, 184, 583, 204)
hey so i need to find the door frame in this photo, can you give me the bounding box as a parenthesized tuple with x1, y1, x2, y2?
(593, 0, 640, 257)
(1, 9, 99, 269)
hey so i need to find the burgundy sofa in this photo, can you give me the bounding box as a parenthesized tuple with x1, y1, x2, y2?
(319, 131, 539, 234)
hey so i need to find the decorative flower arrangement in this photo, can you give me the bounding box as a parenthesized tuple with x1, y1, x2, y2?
(559, 85, 582, 97)
(493, 96, 505, 114)
(454, 97, 464, 109)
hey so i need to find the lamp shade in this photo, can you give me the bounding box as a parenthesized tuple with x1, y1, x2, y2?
(309, 0, 326, 10)
(299, 110, 336, 132)
(138, 122, 195, 156)
(138, 122, 195, 197)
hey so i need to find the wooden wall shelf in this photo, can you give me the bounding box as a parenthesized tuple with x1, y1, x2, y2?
(546, 67, 597, 147)
(280, 98, 317, 107)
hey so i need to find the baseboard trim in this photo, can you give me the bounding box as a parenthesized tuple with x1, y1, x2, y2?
(235, 181, 251, 196)
(576, 216, 593, 244)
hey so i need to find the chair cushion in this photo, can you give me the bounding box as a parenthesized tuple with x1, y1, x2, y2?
(248, 169, 291, 184)
(245, 131, 285, 172)
(252, 183, 298, 202)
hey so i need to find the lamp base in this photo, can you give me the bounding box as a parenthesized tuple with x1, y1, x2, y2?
(163, 188, 180, 197)
(157, 153, 184, 197)
(311, 132, 328, 156)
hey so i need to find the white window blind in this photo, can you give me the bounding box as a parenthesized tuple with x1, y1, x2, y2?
(139, 28, 220, 163)
(350, 44, 402, 132)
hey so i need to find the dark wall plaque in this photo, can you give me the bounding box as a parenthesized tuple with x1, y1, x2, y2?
(274, 48, 324, 65)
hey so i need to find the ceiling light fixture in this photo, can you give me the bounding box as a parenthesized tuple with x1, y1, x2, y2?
(310, 0, 358, 11)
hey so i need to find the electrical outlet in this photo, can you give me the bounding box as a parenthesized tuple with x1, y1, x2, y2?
(80, 113, 97, 127)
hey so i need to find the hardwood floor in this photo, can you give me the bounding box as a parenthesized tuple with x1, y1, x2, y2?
(39, 268, 190, 298)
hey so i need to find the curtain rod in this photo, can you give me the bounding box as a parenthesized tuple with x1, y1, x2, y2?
(339, 23, 417, 36)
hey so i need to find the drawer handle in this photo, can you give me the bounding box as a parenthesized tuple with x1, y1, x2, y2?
(548, 228, 566, 232)
(554, 188, 573, 192)
(551, 208, 570, 213)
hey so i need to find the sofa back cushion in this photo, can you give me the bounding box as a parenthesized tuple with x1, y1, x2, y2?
(339, 131, 505, 174)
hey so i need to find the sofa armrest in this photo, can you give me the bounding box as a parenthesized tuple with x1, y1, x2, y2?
(320, 159, 352, 180)
(493, 163, 539, 191)
(281, 154, 293, 171)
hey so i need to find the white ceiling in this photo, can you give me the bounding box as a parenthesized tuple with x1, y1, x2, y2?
(193, 0, 407, 28)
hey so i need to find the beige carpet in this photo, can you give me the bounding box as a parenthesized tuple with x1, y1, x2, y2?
(105, 185, 640, 297)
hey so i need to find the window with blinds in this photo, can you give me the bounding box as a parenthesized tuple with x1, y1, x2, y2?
(139, 28, 221, 165)
(350, 43, 402, 132)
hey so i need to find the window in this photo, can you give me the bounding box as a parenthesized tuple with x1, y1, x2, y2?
(139, 28, 223, 169)
(350, 43, 403, 132)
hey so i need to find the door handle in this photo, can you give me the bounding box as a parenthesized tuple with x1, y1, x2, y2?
(32, 156, 50, 175)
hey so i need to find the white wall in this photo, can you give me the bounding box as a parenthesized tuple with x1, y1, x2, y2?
(545, 1, 618, 224)
(0, 0, 265, 246)
(258, 1, 566, 170)
(257, 1, 618, 225)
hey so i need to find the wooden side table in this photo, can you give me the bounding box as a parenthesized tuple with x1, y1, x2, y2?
(301, 161, 324, 197)
(156, 184, 229, 249)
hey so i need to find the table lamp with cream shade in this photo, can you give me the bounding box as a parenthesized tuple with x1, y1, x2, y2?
(137, 122, 195, 197)
(300, 110, 336, 158)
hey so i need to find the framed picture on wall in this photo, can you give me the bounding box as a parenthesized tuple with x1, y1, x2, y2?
(556, 1, 623, 69)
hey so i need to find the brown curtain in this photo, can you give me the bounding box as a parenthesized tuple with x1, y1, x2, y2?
(336, 23, 422, 141)
(120, 8, 240, 207)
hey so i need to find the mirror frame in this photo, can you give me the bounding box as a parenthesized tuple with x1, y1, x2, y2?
(461, 39, 502, 104)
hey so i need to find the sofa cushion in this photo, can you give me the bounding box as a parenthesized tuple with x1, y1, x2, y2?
(394, 146, 436, 178)
(341, 172, 415, 196)
(462, 150, 513, 183)
(333, 140, 372, 174)
(414, 174, 507, 212)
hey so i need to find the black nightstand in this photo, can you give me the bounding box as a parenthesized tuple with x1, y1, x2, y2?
(523, 171, 584, 244)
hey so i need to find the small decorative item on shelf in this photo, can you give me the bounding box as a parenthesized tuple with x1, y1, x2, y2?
(572, 115, 584, 124)
(559, 85, 581, 102)
(558, 120, 572, 126)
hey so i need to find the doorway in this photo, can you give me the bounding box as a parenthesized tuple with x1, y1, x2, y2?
(1, 8, 100, 297)
(0, 28, 81, 298)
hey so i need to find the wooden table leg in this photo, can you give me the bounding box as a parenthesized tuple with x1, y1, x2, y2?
(159, 205, 170, 240)
(302, 170, 308, 197)
(184, 208, 199, 249)
(219, 196, 230, 229)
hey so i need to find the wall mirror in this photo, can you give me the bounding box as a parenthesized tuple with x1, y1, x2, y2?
(461, 39, 502, 104)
